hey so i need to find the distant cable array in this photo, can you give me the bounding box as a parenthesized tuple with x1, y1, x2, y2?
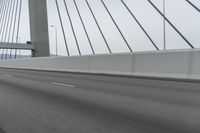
(147, 0, 194, 49)
(0, 0, 199, 59)
(54, 0, 200, 56)
(0, 0, 22, 59)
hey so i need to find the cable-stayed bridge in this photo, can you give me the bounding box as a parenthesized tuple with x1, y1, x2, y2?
(0, 0, 200, 133)
(0, 0, 200, 58)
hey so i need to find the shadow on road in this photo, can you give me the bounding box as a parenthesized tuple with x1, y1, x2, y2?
(0, 128, 6, 133)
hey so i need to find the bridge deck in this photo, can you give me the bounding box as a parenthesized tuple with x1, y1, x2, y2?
(0, 68, 200, 133)
(0, 42, 35, 50)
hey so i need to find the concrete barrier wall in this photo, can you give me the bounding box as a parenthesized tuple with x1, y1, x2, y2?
(0, 49, 200, 80)
(134, 51, 192, 78)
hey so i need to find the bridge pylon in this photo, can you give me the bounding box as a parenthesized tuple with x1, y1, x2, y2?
(28, 0, 50, 57)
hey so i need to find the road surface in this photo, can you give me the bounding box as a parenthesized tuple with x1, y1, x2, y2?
(0, 68, 200, 133)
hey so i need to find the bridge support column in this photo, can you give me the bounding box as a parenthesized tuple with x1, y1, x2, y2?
(28, 0, 50, 57)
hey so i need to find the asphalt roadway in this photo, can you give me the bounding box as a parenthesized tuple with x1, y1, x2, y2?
(0, 68, 200, 133)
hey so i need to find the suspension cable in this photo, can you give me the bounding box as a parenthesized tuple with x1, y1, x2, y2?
(0, 0, 5, 25)
(8, 0, 16, 59)
(73, 0, 95, 55)
(6, 0, 16, 59)
(15, 0, 22, 59)
(0, 0, 6, 59)
(85, 0, 112, 53)
(100, 0, 133, 52)
(10, 0, 19, 59)
(16, 0, 22, 43)
(186, 0, 200, 13)
(1, 0, 10, 42)
(147, 0, 194, 49)
(55, 0, 70, 56)
(63, 0, 81, 55)
(0, 0, 6, 37)
(4, 0, 14, 59)
(8, 0, 16, 42)
(1, 0, 10, 59)
(121, 0, 159, 51)
(12, 0, 19, 43)
(4, 0, 13, 43)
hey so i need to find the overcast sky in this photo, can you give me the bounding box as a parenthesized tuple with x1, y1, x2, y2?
(19, 0, 200, 56)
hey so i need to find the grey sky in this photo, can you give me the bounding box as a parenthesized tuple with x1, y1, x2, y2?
(19, 0, 200, 56)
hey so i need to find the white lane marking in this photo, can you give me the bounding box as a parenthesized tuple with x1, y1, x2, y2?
(51, 82, 75, 88)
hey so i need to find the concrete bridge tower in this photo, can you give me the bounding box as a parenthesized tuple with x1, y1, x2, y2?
(28, 0, 50, 57)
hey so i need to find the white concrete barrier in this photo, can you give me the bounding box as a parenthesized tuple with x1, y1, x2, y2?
(133, 51, 192, 78)
(191, 51, 200, 79)
(42, 56, 90, 72)
(89, 54, 133, 75)
(0, 49, 200, 80)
